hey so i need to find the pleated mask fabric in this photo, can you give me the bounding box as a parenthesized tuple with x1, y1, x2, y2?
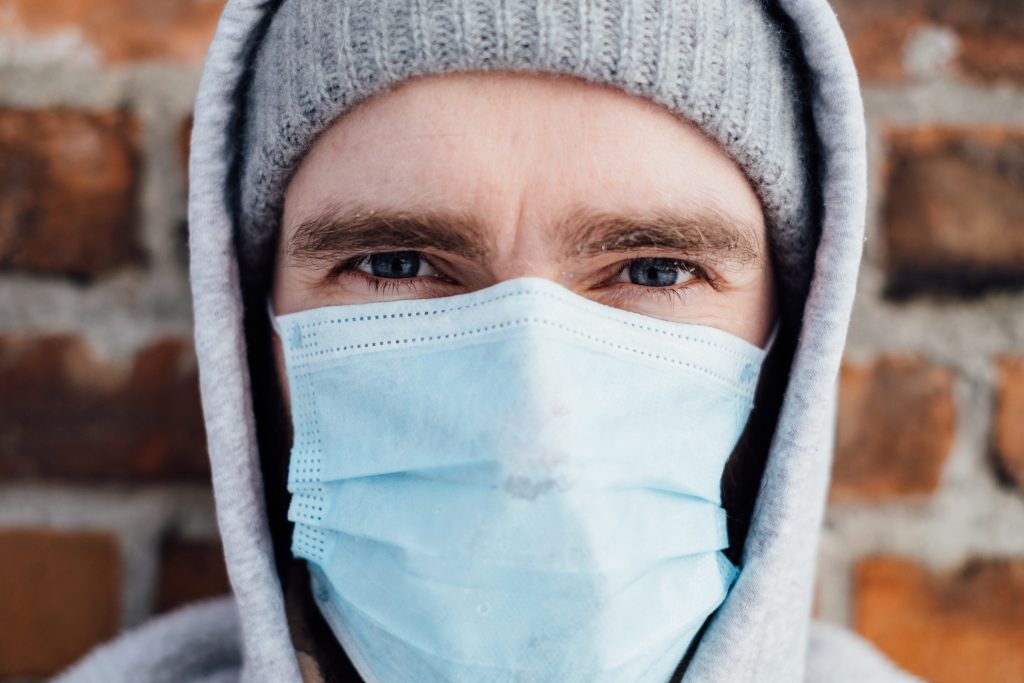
(271, 277, 768, 683)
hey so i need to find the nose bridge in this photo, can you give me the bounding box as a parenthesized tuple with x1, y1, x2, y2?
(499, 313, 566, 420)
(488, 254, 563, 283)
(496, 319, 582, 499)
(487, 216, 569, 286)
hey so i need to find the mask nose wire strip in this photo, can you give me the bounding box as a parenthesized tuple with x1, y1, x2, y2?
(268, 296, 775, 366)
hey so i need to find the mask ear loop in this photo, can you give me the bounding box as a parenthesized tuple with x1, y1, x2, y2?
(267, 298, 284, 339)
(763, 318, 781, 356)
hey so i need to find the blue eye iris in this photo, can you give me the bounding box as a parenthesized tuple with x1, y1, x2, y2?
(369, 252, 421, 278)
(628, 258, 686, 287)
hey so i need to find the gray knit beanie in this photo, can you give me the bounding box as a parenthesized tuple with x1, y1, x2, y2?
(240, 0, 816, 305)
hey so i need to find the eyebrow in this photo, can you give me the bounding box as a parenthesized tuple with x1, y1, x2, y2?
(558, 207, 762, 266)
(288, 203, 491, 266)
(286, 202, 762, 269)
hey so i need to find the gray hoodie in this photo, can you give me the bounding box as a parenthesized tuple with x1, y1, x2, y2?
(55, 0, 921, 681)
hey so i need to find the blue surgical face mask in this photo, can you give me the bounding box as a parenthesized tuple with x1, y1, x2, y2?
(270, 276, 771, 683)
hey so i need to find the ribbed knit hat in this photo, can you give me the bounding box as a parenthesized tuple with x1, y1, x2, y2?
(240, 0, 816, 304)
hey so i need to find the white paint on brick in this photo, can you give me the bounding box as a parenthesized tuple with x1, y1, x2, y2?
(0, 6, 102, 68)
(903, 25, 959, 82)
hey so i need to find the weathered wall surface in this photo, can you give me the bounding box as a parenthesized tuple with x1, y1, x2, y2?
(0, 2, 1022, 680)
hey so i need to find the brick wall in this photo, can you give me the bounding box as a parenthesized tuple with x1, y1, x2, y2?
(0, 2, 1022, 681)
(0, 3, 226, 678)
(821, 3, 1024, 681)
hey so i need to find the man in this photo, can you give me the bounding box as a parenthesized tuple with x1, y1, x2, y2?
(57, 0, 918, 681)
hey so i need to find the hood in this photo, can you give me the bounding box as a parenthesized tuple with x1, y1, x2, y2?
(187, 1, 867, 681)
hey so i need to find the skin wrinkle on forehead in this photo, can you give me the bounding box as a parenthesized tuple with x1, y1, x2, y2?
(286, 201, 763, 271)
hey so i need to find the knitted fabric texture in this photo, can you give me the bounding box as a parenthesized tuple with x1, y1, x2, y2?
(240, 0, 815, 300)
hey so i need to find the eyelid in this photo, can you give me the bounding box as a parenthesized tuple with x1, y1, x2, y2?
(352, 252, 439, 278)
(329, 251, 719, 299)
(605, 256, 717, 289)
(327, 251, 461, 298)
(333, 251, 440, 276)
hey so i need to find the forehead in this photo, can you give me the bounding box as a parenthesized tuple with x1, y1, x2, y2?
(283, 71, 764, 239)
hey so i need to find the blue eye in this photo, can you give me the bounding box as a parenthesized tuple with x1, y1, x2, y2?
(362, 252, 426, 278)
(622, 258, 694, 287)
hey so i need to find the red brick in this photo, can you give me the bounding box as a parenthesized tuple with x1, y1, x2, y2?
(0, 0, 226, 66)
(0, 108, 142, 278)
(831, 356, 955, 502)
(882, 127, 1024, 298)
(0, 528, 120, 677)
(995, 356, 1024, 489)
(0, 335, 210, 481)
(155, 536, 230, 613)
(832, 0, 1024, 85)
(855, 556, 1024, 683)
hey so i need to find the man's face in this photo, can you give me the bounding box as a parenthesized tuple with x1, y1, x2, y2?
(272, 72, 775, 403)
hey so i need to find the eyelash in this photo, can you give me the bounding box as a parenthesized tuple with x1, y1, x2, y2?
(332, 254, 453, 297)
(332, 253, 716, 299)
(604, 262, 716, 308)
